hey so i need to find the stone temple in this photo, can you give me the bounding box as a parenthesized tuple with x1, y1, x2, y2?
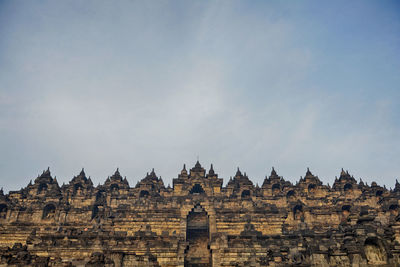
(0, 161, 400, 266)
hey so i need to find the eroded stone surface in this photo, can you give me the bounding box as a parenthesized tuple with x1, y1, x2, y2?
(0, 163, 399, 266)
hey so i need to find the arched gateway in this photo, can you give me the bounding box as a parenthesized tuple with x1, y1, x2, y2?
(184, 204, 211, 267)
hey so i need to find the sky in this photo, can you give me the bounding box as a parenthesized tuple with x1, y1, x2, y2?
(0, 0, 399, 191)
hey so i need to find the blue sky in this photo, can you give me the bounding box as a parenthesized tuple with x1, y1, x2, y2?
(0, 0, 399, 191)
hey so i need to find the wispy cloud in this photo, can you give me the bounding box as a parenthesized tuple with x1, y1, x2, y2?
(0, 1, 399, 191)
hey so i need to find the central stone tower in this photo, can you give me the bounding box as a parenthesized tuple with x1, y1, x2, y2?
(173, 161, 223, 197)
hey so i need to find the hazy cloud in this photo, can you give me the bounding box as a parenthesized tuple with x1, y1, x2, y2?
(0, 0, 399, 190)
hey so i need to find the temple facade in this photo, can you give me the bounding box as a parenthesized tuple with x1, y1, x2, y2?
(0, 162, 399, 266)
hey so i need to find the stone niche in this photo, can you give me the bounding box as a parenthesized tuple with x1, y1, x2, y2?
(364, 237, 387, 265)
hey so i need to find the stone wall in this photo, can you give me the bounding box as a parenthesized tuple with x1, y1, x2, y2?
(0, 163, 399, 266)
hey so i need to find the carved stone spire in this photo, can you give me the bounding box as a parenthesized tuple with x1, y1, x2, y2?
(146, 168, 158, 180)
(181, 164, 187, 175)
(236, 167, 242, 177)
(190, 160, 205, 176)
(192, 161, 202, 171)
(150, 168, 155, 176)
(40, 167, 51, 178)
(271, 167, 277, 177)
(208, 164, 215, 176)
(110, 168, 122, 181)
(394, 179, 400, 192)
(195, 160, 201, 169)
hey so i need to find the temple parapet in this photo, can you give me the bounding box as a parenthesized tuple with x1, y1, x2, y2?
(0, 162, 399, 266)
